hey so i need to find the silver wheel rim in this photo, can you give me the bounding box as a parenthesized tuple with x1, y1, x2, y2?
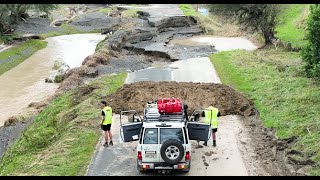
(165, 145, 180, 160)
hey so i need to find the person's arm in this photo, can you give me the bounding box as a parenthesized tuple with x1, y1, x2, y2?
(101, 110, 105, 124)
(201, 110, 205, 117)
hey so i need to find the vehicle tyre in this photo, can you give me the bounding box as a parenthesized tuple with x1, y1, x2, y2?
(160, 139, 185, 165)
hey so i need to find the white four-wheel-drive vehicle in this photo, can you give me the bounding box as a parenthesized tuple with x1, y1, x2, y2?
(120, 98, 210, 173)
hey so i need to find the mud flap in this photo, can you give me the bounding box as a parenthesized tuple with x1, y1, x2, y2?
(187, 122, 210, 141)
(121, 122, 143, 142)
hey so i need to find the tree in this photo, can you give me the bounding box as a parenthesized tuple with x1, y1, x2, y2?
(5, 4, 58, 22)
(0, 5, 11, 35)
(208, 4, 284, 44)
(301, 4, 320, 79)
(33, 4, 58, 16)
(5, 4, 32, 22)
(0, 4, 58, 37)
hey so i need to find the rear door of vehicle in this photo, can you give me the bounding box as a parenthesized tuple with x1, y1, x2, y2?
(142, 128, 161, 163)
(159, 127, 186, 163)
(187, 122, 210, 141)
(121, 122, 143, 142)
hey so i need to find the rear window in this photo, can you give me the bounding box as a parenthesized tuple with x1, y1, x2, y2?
(160, 128, 184, 144)
(143, 128, 158, 144)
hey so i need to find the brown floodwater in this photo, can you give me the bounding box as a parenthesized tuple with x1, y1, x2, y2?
(0, 34, 105, 126)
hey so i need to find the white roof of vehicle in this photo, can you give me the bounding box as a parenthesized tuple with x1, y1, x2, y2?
(142, 121, 186, 128)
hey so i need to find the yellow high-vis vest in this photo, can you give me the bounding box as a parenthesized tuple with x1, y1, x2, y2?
(204, 106, 218, 129)
(101, 106, 112, 125)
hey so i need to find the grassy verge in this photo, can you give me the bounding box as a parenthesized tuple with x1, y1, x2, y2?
(39, 24, 100, 39)
(178, 4, 266, 45)
(210, 48, 320, 175)
(0, 40, 47, 76)
(100, 6, 139, 18)
(95, 37, 107, 52)
(179, 4, 218, 34)
(99, 7, 113, 14)
(122, 9, 139, 18)
(0, 72, 127, 175)
(275, 4, 309, 48)
(179, 4, 197, 17)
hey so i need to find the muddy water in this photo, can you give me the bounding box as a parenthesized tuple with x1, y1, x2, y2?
(51, 34, 105, 68)
(170, 35, 257, 51)
(0, 34, 105, 126)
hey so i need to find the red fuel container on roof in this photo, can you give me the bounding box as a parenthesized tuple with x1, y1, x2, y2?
(157, 98, 183, 114)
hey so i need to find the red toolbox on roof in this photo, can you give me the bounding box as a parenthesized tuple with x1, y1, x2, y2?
(157, 98, 183, 114)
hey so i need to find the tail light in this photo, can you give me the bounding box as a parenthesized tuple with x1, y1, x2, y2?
(143, 165, 150, 169)
(138, 151, 142, 160)
(185, 151, 190, 161)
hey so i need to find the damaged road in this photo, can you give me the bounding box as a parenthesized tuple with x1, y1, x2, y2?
(0, 4, 306, 176)
(86, 4, 299, 176)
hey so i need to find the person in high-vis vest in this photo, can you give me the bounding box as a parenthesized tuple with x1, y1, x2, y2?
(100, 100, 113, 147)
(202, 105, 220, 147)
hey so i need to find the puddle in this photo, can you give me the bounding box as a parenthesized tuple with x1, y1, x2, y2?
(170, 35, 257, 51)
(198, 7, 209, 16)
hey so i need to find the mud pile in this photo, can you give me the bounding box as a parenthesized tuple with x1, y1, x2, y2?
(106, 81, 255, 117)
(58, 50, 113, 91)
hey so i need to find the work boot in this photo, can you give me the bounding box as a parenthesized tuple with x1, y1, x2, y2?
(109, 141, 113, 146)
(103, 142, 108, 147)
(203, 141, 207, 146)
(213, 140, 216, 147)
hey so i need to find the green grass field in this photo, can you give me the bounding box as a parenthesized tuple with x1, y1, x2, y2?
(0, 40, 47, 76)
(275, 4, 309, 49)
(179, 4, 197, 17)
(210, 48, 320, 175)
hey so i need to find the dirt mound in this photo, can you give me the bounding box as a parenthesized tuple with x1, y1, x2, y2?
(4, 116, 18, 127)
(28, 101, 49, 109)
(28, 93, 59, 109)
(82, 52, 110, 67)
(59, 72, 83, 91)
(106, 81, 255, 116)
